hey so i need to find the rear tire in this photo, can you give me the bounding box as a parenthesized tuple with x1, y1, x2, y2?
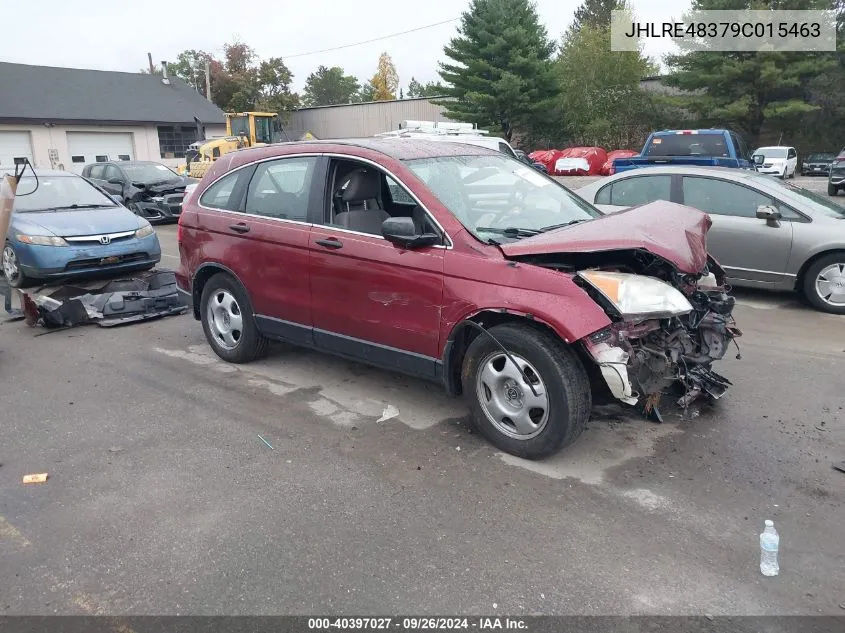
(200, 273, 268, 363)
(802, 253, 845, 315)
(461, 323, 592, 459)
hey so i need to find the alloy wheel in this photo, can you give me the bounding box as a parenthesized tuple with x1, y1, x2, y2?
(2, 245, 19, 282)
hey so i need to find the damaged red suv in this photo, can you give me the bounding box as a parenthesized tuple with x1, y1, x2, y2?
(176, 139, 740, 459)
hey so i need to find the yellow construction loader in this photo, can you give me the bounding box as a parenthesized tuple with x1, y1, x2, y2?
(184, 112, 286, 178)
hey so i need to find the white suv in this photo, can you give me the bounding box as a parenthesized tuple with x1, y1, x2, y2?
(376, 120, 519, 158)
(752, 146, 798, 179)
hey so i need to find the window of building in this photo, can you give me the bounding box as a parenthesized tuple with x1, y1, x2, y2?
(118, 154, 131, 161)
(157, 125, 198, 159)
(71, 156, 85, 163)
(95, 155, 108, 162)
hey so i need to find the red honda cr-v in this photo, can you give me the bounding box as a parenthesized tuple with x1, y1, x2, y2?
(176, 138, 740, 459)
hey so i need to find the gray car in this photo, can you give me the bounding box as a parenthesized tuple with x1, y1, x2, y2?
(575, 166, 845, 314)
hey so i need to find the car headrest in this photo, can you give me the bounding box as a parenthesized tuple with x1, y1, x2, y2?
(341, 168, 380, 202)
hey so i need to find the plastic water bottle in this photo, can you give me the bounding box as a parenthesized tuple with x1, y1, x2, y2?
(759, 520, 779, 576)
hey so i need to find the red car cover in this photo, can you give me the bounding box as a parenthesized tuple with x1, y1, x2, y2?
(552, 147, 608, 176)
(601, 149, 639, 175)
(528, 150, 564, 174)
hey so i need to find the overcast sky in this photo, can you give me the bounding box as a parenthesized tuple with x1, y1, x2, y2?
(0, 0, 686, 93)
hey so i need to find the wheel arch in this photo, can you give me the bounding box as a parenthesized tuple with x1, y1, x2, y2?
(190, 263, 251, 320)
(441, 309, 575, 397)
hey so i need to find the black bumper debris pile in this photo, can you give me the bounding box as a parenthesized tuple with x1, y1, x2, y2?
(19, 269, 187, 329)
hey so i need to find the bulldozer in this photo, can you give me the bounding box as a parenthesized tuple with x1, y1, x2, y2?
(184, 112, 287, 178)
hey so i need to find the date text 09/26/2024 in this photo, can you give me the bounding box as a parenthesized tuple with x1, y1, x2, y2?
(308, 617, 527, 630)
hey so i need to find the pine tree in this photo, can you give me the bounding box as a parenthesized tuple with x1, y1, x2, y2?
(438, 0, 559, 141)
(664, 0, 836, 146)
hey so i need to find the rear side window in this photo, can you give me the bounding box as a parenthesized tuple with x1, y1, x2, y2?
(645, 134, 730, 157)
(200, 171, 242, 210)
(245, 157, 317, 221)
(595, 175, 672, 206)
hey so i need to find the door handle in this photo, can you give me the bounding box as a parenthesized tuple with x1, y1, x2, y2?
(315, 238, 343, 250)
(229, 223, 250, 234)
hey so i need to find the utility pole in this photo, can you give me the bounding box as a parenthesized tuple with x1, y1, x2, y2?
(147, 52, 155, 74)
(205, 61, 212, 101)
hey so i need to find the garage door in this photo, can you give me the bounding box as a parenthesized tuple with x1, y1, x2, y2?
(66, 132, 134, 174)
(0, 131, 34, 170)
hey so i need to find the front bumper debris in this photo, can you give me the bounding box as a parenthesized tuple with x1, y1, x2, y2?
(18, 269, 187, 330)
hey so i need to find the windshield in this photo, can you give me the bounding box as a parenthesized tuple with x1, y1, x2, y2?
(807, 153, 834, 162)
(12, 175, 118, 212)
(755, 147, 788, 159)
(645, 134, 730, 157)
(783, 183, 845, 218)
(403, 154, 601, 242)
(121, 163, 180, 183)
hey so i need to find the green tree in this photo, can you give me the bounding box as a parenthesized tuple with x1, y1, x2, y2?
(358, 79, 377, 102)
(407, 77, 449, 98)
(554, 22, 660, 147)
(256, 57, 299, 112)
(302, 66, 361, 106)
(371, 52, 399, 101)
(663, 0, 836, 146)
(568, 0, 622, 32)
(168, 49, 213, 94)
(438, 0, 559, 141)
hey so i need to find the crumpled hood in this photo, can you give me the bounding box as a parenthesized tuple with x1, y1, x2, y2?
(500, 200, 712, 274)
(145, 177, 193, 194)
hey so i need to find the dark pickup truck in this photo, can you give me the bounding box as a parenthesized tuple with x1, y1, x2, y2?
(613, 129, 755, 173)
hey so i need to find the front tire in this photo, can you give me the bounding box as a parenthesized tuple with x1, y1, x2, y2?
(461, 323, 591, 459)
(2, 243, 33, 288)
(828, 183, 837, 196)
(200, 273, 268, 363)
(802, 253, 845, 315)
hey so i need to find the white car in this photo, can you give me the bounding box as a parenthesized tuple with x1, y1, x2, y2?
(752, 146, 797, 179)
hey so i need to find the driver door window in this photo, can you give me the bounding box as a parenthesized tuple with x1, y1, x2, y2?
(682, 177, 776, 218)
(103, 165, 123, 183)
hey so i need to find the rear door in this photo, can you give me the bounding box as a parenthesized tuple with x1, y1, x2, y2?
(196, 156, 324, 342)
(308, 157, 446, 376)
(680, 175, 795, 286)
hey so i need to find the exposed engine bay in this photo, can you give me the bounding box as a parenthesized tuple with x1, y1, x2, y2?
(516, 249, 742, 418)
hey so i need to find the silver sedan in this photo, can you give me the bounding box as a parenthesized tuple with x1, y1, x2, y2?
(575, 166, 845, 314)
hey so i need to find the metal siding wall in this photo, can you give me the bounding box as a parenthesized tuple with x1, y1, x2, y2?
(287, 99, 456, 139)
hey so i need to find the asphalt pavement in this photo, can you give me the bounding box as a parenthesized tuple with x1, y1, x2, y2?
(1, 203, 844, 616)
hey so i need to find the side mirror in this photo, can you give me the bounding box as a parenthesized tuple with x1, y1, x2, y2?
(131, 181, 147, 189)
(756, 204, 782, 225)
(752, 154, 765, 165)
(381, 216, 440, 248)
(107, 177, 123, 185)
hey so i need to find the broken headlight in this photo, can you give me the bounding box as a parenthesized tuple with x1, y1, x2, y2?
(578, 270, 693, 319)
(16, 234, 68, 246)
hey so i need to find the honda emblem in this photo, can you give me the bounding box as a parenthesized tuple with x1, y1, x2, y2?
(99, 235, 111, 245)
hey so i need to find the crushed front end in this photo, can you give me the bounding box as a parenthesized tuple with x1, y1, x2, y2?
(127, 185, 187, 223)
(517, 249, 741, 417)
(575, 257, 741, 416)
